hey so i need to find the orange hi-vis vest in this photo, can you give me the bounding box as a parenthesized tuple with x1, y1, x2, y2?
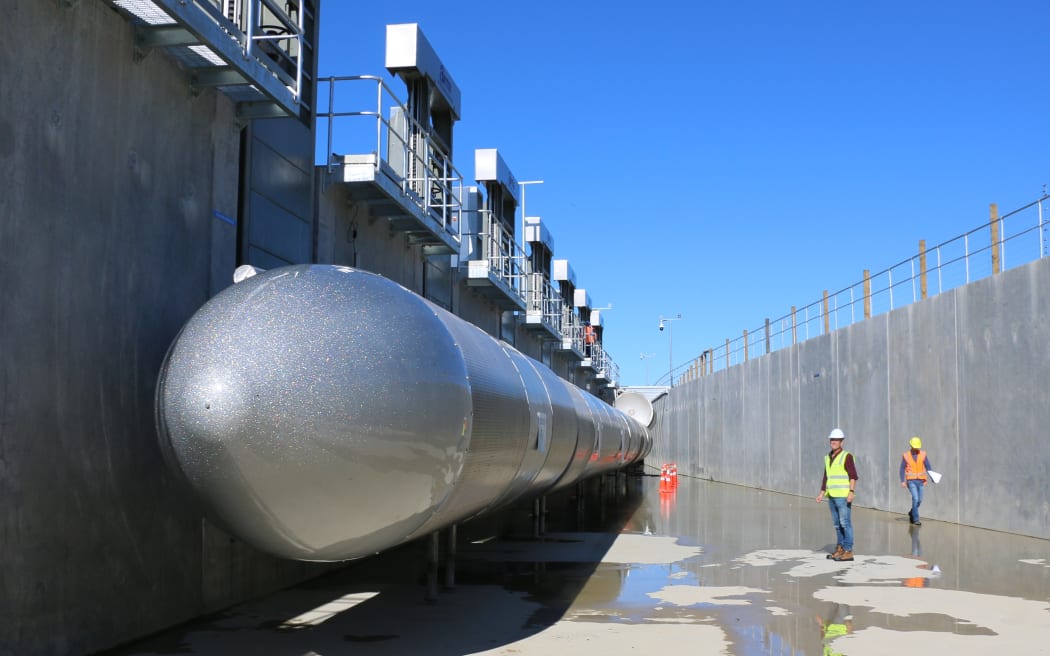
(903, 450, 927, 481)
(584, 325, 596, 344)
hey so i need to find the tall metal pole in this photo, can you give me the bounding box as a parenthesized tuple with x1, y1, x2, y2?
(658, 314, 682, 387)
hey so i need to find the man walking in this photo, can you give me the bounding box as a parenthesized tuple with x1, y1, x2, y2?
(900, 436, 932, 525)
(816, 428, 858, 561)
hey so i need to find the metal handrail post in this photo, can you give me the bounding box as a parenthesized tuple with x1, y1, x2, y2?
(964, 234, 970, 283)
(326, 79, 335, 173)
(910, 259, 916, 303)
(245, 0, 255, 60)
(1040, 199, 1045, 257)
(1040, 198, 1046, 257)
(374, 79, 383, 171)
(295, 2, 304, 102)
(937, 247, 943, 294)
(1001, 215, 1007, 270)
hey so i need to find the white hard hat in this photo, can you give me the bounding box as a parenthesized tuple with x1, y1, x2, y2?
(828, 428, 845, 440)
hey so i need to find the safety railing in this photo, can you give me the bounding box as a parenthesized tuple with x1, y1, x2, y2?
(462, 209, 527, 299)
(524, 272, 564, 335)
(317, 75, 463, 240)
(590, 343, 620, 387)
(667, 194, 1049, 386)
(111, 0, 308, 113)
(561, 311, 584, 352)
(607, 357, 621, 387)
(236, 0, 306, 97)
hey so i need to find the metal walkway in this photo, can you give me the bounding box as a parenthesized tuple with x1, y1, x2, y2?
(102, 475, 1050, 655)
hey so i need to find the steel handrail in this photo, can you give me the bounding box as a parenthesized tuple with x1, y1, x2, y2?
(672, 195, 1049, 384)
(242, 0, 305, 98)
(524, 272, 563, 334)
(319, 75, 464, 239)
(462, 209, 527, 297)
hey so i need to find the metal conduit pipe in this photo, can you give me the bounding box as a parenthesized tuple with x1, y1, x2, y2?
(155, 264, 650, 562)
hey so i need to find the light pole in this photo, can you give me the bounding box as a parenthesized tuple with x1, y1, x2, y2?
(640, 352, 656, 385)
(518, 180, 544, 246)
(658, 314, 683, 387)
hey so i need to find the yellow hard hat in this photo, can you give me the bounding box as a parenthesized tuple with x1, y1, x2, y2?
(909, 436, 922, 449)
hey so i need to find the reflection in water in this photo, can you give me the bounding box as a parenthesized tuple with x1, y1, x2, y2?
(613, 475, 1050, 655)
(101, 474, 1050, 656)
(818, 603, 853, 656)
(909, 523, 922, 556)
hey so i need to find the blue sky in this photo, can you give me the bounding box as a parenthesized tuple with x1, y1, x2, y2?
(316, 2, 1049, 386)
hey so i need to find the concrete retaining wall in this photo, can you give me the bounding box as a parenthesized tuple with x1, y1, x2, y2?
(650, 255, 1050, 540)
(0, 4, 328, 655)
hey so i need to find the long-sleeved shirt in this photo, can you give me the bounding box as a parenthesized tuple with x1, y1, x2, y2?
(820, 450, 858, 492)
(900, 451, 933, 483)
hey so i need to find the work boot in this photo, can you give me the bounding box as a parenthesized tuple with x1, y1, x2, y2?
(827, 545, 844, 560)
(834, 550, 854, 562)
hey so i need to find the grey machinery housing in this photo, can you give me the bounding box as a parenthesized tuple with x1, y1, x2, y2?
(156, 265, 652, 561)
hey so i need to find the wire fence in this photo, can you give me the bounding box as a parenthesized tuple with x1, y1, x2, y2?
(660, 194, 1049, 386)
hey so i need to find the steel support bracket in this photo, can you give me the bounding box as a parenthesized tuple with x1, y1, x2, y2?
(191, 67, 249, 88)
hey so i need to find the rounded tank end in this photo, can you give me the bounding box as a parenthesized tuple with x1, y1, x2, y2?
(156, 265, 473, 561)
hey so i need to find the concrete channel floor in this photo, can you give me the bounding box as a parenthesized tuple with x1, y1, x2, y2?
(102, 474, 1050, 655)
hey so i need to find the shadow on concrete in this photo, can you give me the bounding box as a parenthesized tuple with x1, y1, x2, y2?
(98, 473, 645, 656)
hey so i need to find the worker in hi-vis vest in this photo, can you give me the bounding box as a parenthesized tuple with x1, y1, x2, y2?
(816, 428, 858, 562)
(900, 436, 933, 525)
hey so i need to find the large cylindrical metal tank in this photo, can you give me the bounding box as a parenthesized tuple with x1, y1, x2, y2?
(156, 265, 649, 561)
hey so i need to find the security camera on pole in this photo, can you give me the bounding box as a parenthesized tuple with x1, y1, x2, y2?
(658, 314, 683, 387)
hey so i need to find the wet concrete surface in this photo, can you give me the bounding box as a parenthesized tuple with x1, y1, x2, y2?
(101, 474, 1050, 655)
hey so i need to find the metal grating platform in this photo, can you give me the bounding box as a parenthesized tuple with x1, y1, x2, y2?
(106, 0, 309, 119)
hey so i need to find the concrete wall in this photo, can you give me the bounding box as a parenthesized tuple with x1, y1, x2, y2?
(650, 255, 1050, 540)
(0, 4, 328, 655)
(242, 119, 317, 267)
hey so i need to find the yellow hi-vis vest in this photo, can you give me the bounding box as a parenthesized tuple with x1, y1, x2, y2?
(824, 450, 851, 498)
(823, 623, 848, 656)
